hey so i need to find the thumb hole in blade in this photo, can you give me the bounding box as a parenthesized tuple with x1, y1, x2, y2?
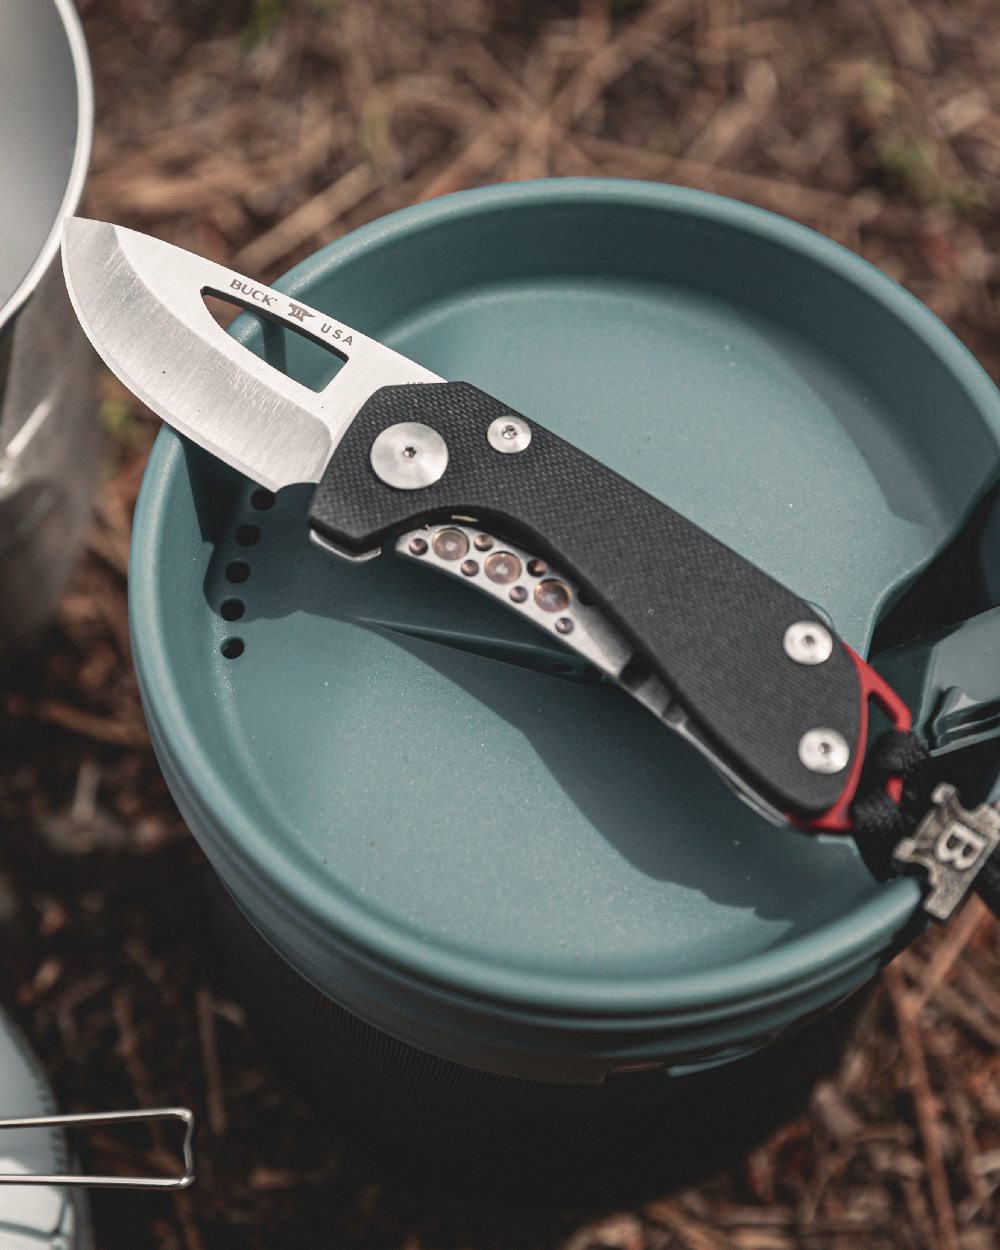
(201, 291, 347, 394)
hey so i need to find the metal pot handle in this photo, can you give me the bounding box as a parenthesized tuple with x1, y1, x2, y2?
(0, 1106, 195, 1190)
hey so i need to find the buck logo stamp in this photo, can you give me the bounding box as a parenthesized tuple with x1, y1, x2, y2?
(894, 783, 1000, 921)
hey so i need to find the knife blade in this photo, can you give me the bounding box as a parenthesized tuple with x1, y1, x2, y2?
(61, 217, 911, 831)
(62, 218, 439, 492)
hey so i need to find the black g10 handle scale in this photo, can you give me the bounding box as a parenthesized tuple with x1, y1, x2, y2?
(309, 381, 911, 830)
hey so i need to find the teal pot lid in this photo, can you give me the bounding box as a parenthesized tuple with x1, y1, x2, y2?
(130, 179, 1000, 1078)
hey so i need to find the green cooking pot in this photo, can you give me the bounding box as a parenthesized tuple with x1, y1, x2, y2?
(128, 178, 1000, 1183)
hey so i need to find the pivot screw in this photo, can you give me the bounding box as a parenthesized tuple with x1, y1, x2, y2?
(784, 621, 833, 665)
(487, 416, 532, 454)
(370, 422, 448, 489)
(799, 728, 850, 775)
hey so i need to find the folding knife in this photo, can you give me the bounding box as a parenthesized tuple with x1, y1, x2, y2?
(62, 218, 912, 835)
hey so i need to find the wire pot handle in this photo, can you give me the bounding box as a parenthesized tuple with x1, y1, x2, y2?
(0, 1106, 195, 1190)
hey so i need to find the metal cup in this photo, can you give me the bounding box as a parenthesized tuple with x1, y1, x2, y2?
(0, 0, 97, 653)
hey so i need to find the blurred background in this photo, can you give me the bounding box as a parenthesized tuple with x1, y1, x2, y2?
(1, 1, 1000, 1247)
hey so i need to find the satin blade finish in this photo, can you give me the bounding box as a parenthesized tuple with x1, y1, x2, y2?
(61, 218, 440, 491)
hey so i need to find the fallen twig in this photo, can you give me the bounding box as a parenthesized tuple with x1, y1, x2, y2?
(885, 962, 960, 1250)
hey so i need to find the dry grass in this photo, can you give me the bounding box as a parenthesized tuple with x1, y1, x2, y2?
(2, 1, 1000, 1247)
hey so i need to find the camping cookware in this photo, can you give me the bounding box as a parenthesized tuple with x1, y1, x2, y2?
(0, 1108, 195, 1191)
(0, 1008, 92, 1247)
(0, 0, 97, 653)
(62, 208, 1000, 921)
(62, 180, 1000, 1180)
(0, 1012, 192, 1229)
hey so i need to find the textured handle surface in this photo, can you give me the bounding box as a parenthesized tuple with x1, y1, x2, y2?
(309, 382, 863, 819)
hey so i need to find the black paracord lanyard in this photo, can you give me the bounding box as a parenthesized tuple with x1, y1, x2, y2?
(852, 730, 1000, 920)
